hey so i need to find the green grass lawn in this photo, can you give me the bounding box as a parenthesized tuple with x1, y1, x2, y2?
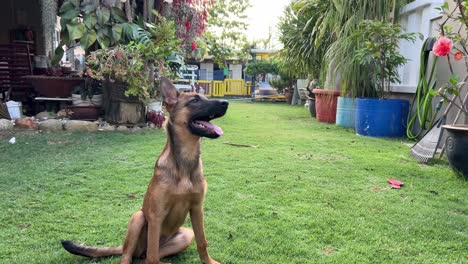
(0, 102, 467, 264)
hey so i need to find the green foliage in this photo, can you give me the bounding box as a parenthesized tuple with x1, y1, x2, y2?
(54, 0, 152, 64)
(205, 0, 250, 67)
(352, 20, 420, 98)
(86, 43, 154, 101)
(278, 0, 332, 79)
(406, 38, 439, 140)
(278, 0, 411, 93)
(244, 60, 279, 81)
(85, 15, 181, 101)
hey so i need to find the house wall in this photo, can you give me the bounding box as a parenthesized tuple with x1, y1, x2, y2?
(200, 62, 214, 80)
(229, 64, 243, 79)
(0, 0, 57, 56)
(396, 0, 443, 93)
(394, 0, 467, 137)
(0, 0, 41, 44)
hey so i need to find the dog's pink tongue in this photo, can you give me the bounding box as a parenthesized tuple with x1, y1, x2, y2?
(198, 121, 224, 136)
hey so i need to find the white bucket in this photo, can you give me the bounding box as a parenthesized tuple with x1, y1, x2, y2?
(147, 101, 163, 112)
(6, 101, 22, 119)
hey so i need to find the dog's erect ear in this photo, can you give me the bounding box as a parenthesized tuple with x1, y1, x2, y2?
(160, 77, 179, 108)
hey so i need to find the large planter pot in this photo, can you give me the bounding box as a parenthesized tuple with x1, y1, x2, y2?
(103, 82, 145, 125)
(442, 125, 468, 178)
(312, 89, 340, 123)
(69, 105, 101, 121)
(72, 94, 103, 107)
(25, 76, 84, 97)
(336, 97, 356, 129)
(355, 98, 409, 137)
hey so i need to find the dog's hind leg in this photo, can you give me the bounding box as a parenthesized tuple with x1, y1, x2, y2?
(159, 227, 194, 258)
(120, 210, 147, 264)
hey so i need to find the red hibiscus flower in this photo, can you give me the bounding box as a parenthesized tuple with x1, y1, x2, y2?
(191, 42, 197, 51)
(433, 36, 453, 56)
(454, 51, 464, 61)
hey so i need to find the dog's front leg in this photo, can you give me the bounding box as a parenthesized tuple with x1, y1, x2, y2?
(145, 214, 167, 264)
(190, 205, 219, 264)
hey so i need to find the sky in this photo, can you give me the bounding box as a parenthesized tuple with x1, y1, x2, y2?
(245, 0, 291, 49)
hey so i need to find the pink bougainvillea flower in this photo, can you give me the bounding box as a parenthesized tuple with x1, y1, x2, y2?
(433, 36, 453, 56)
(454, 51, 464, 61)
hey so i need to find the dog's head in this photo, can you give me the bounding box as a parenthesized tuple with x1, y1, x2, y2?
(160, 77, 228, 139)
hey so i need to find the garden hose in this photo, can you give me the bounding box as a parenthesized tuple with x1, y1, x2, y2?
(406, 38, 440, 140)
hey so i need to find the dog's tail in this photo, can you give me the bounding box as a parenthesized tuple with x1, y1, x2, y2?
(61, 240, 122, 258)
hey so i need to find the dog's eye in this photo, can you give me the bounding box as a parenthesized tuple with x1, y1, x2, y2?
(191, 98, 199, 103)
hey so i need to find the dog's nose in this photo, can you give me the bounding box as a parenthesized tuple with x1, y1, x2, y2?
(220, 100, 229, 107)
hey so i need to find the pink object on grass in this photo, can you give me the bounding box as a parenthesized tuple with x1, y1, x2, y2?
(387, 178, 404, 189)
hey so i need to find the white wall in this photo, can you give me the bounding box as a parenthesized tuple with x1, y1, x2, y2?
(229, 64, 243, 79)
(395, 0, 443, 93)
(200, 62, 214, 80)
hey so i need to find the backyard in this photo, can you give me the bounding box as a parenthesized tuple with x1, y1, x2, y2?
(0, 102, 466, 263)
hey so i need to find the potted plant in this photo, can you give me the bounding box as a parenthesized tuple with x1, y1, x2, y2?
(350, 20, 420, 137)
(85, 13, 181, 125)
(68, 78, 103, 120)
(85, 43, 155, 125)
(335, 95, 356, 128)
(432, 1, 468, 178)
(312, 87, 340, 123)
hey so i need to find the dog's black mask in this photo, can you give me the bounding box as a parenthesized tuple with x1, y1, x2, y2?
(187, 96, 228, 138)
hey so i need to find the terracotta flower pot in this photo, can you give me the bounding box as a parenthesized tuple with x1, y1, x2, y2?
(312, 89, 340, 123)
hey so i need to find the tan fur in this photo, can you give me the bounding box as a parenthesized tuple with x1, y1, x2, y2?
(62, 78, 226, 264)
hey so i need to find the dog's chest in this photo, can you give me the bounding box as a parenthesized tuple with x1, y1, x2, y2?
(161, 177, 205, 235)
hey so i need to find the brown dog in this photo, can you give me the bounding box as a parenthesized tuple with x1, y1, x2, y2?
(61, 77, 228, 264)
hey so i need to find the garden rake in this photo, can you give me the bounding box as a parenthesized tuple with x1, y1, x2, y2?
(409, 114, 446, 163)
(409, 88, 468, 163)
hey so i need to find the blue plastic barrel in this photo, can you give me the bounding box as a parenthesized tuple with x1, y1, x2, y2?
(355, 98, 409, 137)
(336, 97, 356, 128)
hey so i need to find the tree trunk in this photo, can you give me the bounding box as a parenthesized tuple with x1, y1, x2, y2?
(124, 0, 134, 22)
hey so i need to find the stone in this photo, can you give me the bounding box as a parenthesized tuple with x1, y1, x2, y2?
(64, 120, 98, 132)
(116, 126, 129, 132)
(57, 109, 74, 119)
(99, 124, 116, 132)
(38, 119, 63, 132)
(35, 111, 56, 121)
(0, 119, 13, 130)
(130, 126, 142, 133)
(15, 117, 38, 130)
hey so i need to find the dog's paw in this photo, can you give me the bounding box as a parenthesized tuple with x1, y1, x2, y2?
(203, 257, 220, 264)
